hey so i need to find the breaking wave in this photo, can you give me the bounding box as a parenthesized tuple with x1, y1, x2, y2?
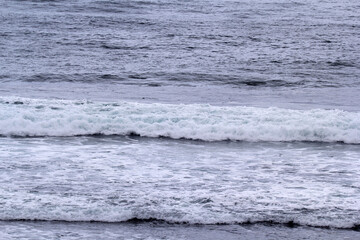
(0, 97, 359, 143)
(1, 213, 359, 230)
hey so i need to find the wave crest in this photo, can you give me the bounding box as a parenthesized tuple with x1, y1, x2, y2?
(1, 97, 359, 143)
(2, 217, 360, 230)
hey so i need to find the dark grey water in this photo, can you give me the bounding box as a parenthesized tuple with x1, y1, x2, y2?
(1, 0, 360, 109)
(1, 0, 360, 239)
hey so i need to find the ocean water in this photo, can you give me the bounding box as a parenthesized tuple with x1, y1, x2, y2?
(1, 0, 360, 239)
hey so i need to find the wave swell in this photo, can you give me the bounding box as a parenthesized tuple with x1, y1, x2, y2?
(1, 97, 359, 143)
(1, 217, 360, 231)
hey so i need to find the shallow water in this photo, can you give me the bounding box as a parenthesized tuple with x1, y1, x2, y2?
(1, 136, 359, 229)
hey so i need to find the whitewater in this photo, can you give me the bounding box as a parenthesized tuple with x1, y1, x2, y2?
(1, 135, 360, 230)
(1, 96, 360, 236)
(1, 97, 359, 143)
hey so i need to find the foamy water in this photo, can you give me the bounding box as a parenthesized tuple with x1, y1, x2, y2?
(1, 137, 360, 229)
(1, 97, 359, 143)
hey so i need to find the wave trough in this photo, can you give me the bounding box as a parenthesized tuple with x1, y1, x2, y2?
(1, 97, 359, 143)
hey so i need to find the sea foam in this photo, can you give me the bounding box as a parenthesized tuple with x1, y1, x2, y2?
(0, 97, 359, 143)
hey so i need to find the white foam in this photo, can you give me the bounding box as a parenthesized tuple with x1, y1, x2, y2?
(0, 97, 359, 143)
(1, 135, 360, 229)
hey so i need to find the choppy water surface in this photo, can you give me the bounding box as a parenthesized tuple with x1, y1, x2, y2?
(1, 0, 360, 109)
(1, 0, 360, 239)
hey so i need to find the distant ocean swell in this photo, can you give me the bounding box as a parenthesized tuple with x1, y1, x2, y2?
(1, 97, 359, 143)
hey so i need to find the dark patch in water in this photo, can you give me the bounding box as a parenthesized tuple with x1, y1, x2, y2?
(126, 218, 167, 224)
(147, 83, 161, 87)
(100, 74, 117, 79)
(243, 81, 267, 86)
(101, 44, 133, 50)
(128, 74, 147, 80)
(327, 60, 356, 67)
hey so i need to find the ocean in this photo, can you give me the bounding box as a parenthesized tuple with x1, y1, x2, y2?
(0, 0, 360, 239)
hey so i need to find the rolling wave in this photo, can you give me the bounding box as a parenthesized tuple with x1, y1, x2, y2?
(1, 216, 359, 230)
(1, 97, 359, 143)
